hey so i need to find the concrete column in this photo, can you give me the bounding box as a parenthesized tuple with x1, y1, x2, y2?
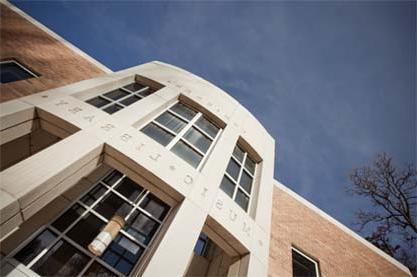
(141, 199, 207, 277)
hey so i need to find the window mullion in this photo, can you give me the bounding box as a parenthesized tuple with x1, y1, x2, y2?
(166, 112, 202, 150)
(196, 128, 222, 171)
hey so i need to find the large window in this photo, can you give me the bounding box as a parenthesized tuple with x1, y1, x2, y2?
(11, 170, 170, 276)
(86, 82, 157, 114)
(141, 102, 221, 169)
(292, 248, 320, 277)
(0, 60, 37, 84)
(220, 144, 257, 212)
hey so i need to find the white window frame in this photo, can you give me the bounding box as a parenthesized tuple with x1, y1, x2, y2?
(291, 247, 320, 277)
(222, 145, 257, 212)
(140, 101, 223, 171)
(0, 59, 38, 81)
(6, 169, 172, 277)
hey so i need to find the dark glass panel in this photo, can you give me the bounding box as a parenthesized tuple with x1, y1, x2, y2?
(123, 83, 145, 92)
(138, 88, 153, 97)
(67, 213, 105, 248)
(139, 193, 169, 220)
(219, 176, 235, 197)
(0, 61, 35, 83)
(114, 177, 143, 202)
(232, 146, 244, 162)
(124, 211, 159, 245)
(120, 95, 140, 106)
(195, 116, 219, 138)
(169, 103, 196, 121)
(101, 235, 144, 275)
(239, 170, 253, 194)
(86, 97, 111, 108)
(14, 229, 57, 265)
(103, 89, 130, 100)
(94, 192, 133, 219)
(171, 140, 202, 168)
(31, 240, 89, 276)
(244, 156, 256, 175)
(141, 123, 174, 146)
(103, 104, 123, 114)
(235, 189, 249, 211)
(80, 184, 107, 206)
(155, 112, 187, 134)
(52, 204, 85, 232)
(183, 127, 211, 153)
(84, 262, 118, 277)
(292, 250, 318, 277)
(226, 158, 240, 181)
(103, 171, 123, 186)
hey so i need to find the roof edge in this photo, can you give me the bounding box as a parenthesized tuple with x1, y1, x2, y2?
(2, 0, 113, 74)
(273, 180, 411, 276)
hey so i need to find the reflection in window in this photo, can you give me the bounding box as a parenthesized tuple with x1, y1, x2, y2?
(86, 81, 161, 114)
(193, 233, 211, 257)
(140, 102, 222, 169)
(0, 60, 37, 83)
(220, 145, 258, 212)
(13, 169, 170, 276)
(292, 248, 320, 277)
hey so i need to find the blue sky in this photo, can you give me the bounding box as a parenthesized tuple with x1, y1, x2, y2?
(13, 1, 415, 232)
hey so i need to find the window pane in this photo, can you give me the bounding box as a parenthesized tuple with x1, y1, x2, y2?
(183, 127, 211, 153)
(155, 112, 187, 134)
(138, 88, 153, 97)
(141, 123, 174, 146)
(52, 204, 85, 232)
(139, 194, 169, 220)
(103, 89, 130, 100)
(115, 177, 143, 202)
(101, 235, 144, 276)
(244, 156, 256, 175)
(170, 103, 196, 121)
(80, 184, 107, 206)
(124, 211, 159, 245)
(226, 158, 240, 181)
(120, 95, 140, 106)
(220, 176, 235, 197)
(171, 140, 202, 168)
(123, 83, 145, 92)
(67, 213, 105, 248)
(94, 192, 133, 219)
(195, 116, 219, 138)
(232, 146, 244, 162)
(31, 240, 89, 276)
(84, 262, 118, 277)
(239, 170, 253, 194)
(14, 229, 57, 265)
(0, 62, 35, 83)
(235, 189, 249, 211)
(292, 250, 318, 277)
(86, 97, 110, 108)
(103, 170, 123, 186)
(103, 104, 123, 114)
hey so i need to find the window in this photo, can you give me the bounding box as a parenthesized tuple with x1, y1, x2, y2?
(220, 145, 257, 212)
(193, 233, 211, 257)
(86, 82, 158, 114)
(141, 102, 221, 169)
(12, 169, 170, 276)
(0, 60, 37, 83)
(292, 248, 320, 277)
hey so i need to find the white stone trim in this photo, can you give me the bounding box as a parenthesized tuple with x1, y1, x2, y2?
(1, 0, 113, 74)
(273, 180, 411, 276)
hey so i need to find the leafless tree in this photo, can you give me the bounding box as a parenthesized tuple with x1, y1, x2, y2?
(348, 153, 416, 276)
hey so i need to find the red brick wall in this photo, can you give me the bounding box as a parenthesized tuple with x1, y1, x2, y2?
(0, 4, 106, 102)
(269, 185, 410, 277)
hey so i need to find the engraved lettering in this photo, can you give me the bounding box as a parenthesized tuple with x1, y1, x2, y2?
(242, 222, 251, 236)
(120, 133, 132, 142)
(196, 95, 202, 100)
(183, 175, 193, 185)
(201, 187, 208, 197)
(215, 199, 223, 210)
(136, 143, 145, 151)
(55, 100, 69, 106)
(169, 165, 176, 171)
(229, 209, 237, 221)
(258, 240, 263, 247)
(100, 123, 115, 131)
(207, 102, 213, 107)
(68, 107, 82, 114)
(149, 153, 161, 161)
(83, 115, 95, 122)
